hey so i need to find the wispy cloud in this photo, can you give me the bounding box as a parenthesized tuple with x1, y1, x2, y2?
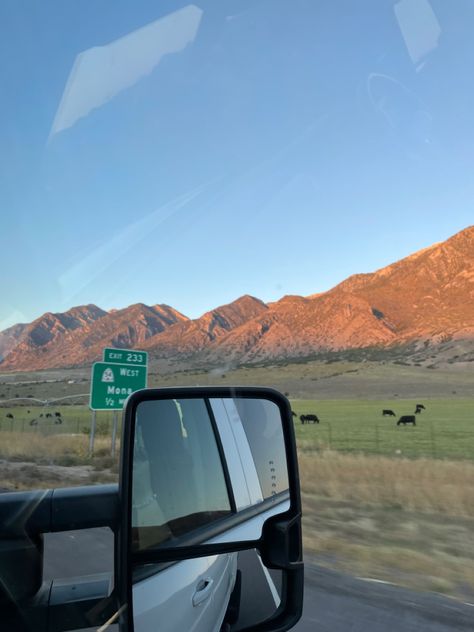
(49, 4, 203, 138)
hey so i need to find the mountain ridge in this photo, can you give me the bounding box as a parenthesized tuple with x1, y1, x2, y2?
(1, 226, 473, 371)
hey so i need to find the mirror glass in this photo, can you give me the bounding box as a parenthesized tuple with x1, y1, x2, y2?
(131, 396, 289, 553)
(127, 392, 293, 632)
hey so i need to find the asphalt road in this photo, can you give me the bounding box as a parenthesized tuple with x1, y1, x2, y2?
(293, 561, 473, 632)
(43, 529, 474, 632)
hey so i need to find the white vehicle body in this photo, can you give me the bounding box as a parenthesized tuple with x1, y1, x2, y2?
(132, 397, 289, 632)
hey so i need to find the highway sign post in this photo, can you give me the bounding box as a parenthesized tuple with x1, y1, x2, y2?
(89, 348, 149, 455)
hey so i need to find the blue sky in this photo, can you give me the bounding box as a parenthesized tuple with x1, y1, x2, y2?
(1, 0, 473, 328)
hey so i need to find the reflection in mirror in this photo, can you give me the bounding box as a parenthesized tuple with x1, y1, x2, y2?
(131, 396, 290, 553)
(232, 549, 284, 631)
(131, 547, 285, 632)
(232, 397, 289, 499)
(132, 398, 232, 552)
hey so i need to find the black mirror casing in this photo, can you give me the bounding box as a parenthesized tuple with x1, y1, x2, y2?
(116, 386, 303, 632)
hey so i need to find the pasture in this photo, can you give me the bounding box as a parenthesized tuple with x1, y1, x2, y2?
(0, 397, 473, 461)
(0, 405, 115, 437)
(1, 395, 474, 598)
(293, 398, 474, 460)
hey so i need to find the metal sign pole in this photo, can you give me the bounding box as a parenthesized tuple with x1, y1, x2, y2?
(89, 410, 97, 457)
(111, 411, 118, 458)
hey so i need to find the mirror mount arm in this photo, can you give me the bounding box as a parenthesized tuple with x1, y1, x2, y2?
(259, 512, 303, 570)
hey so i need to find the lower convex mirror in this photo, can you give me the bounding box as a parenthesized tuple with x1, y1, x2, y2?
(117, 387, 303, 632)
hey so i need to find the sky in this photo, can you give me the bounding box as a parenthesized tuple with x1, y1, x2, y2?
(1, 0, 474, 329)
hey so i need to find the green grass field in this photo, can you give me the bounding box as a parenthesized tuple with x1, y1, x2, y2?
(1, 397, 473, 461)
(293, 398, 474, 460)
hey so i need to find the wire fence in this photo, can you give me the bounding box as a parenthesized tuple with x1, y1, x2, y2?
(1, 399, 473, 461)
(0, 397, 119, 457)
(297, 420, 474, 461)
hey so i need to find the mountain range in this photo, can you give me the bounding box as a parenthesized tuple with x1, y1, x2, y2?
(1, 226, 473, 372)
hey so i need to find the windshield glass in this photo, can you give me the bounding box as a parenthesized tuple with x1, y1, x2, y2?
(1, 0, 474, 626)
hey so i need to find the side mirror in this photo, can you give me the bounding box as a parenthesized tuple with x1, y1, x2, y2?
(117, 387, 303, 632)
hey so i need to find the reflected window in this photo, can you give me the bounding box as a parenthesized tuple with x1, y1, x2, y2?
(132, 398, 231, 551)
(234, 398, 289, 499)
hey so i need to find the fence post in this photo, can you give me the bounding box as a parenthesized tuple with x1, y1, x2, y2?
(111, 411, 118, 458)
(430, 422, 437, 459)
(89, 410, 97, 457)
(375, 424, 380, 453)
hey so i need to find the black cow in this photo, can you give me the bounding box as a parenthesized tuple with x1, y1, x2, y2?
(5, 413, 13, 419)
(382, 409, 396, 417)
(29, 418, 38, 426)
(291, 411, 297, 418)
(397, 415, 416, 426)
(54, 412, 61, 418)
(45, 413, 53, 418)
(54, 417, 63, 425)
(415, 404, 426, 414)
(39, 414, 44, 418)
(300, 414, 320, 424)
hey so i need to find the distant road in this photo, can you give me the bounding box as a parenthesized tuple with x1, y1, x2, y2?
(44, 530, 474, 632)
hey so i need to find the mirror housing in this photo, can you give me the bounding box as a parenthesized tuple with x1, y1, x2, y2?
(117, 386, 303, 632)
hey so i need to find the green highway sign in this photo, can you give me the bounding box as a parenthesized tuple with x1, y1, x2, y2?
(90, 361, 147, 410)
(103, 347, 148, 366)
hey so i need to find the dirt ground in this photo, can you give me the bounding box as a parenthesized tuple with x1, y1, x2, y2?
(0, 458, 117, 492)
(2, 360, 473, 402)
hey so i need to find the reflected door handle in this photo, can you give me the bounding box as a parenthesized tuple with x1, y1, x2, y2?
(192, 577, 214, 607)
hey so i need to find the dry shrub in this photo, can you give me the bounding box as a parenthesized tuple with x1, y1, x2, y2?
(299, 450, 474, 517)
(299, 452, 474, 599)
(0, 431, 114, 464)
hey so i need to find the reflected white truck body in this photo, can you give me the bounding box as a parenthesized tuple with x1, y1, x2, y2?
(132, 398, 288, 632)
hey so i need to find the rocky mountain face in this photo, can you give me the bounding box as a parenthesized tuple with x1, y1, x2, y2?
(0, 305, 107, 368)
(334, 226, 474, 342)
(1, 226, 473, 371)
(0, 303, 187, 370)
(0, 323, 28, 362)
(206, 292, 398, 364)
(140, 295, 269, 359)
(203, 226, 474, 364)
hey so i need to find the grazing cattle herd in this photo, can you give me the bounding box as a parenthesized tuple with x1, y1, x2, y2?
(31, 411, 63, 425)
(382, 404, 427, 427)
(3, 411, 63, 426)
(2, 403, 428, 433)
(290, 403, 428, 428)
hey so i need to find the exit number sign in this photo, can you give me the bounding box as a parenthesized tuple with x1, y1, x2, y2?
(103, 347, 148, 366)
